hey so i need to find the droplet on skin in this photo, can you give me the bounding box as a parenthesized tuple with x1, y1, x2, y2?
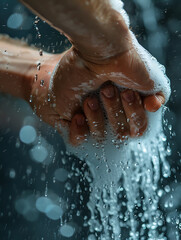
(34, 74, 38, 82)
(39, 49, 43, 56)
(40, 80, 44, 86)
(37, 62, 41, 71)
(29, 95, 33, 103)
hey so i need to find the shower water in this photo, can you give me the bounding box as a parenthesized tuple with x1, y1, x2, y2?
(65, 0, 171, 239)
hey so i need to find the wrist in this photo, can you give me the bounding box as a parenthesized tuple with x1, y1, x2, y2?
(73, 9, 132, 64)
(21, 0, 131, 64)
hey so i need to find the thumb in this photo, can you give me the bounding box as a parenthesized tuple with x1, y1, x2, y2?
(143, 92, 165, 112)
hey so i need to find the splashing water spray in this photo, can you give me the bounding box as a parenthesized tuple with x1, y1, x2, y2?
(63, 1, 171, 239)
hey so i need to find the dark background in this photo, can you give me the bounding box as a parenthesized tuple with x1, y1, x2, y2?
(0, 0, 181, 239)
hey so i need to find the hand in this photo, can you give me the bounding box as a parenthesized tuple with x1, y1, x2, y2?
(30, 46, 165, 146)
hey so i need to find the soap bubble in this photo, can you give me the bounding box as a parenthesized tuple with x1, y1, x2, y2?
(19, 125, 37, 144)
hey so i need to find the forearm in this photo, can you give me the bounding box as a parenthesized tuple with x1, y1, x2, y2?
(20, 0, 131, 62)
(0, 36, 58, 102)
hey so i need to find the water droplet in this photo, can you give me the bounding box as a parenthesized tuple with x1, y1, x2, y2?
(164, 185, 170, 193)
(15, 138, 20, 148)
(168, 125, 172, 131)
(47, 94, 51, 102)
(37, 62, 41, 71)
(39, 49, 43, 56)
(65, 182, 72, 191)
(40, 80, 44, 86)
(34, 74, 38, 82)
(179, 223, 181, 230)
(29, 95, 33, 103)
(9, 169, 16, 178)
(157, 189, 163, 197)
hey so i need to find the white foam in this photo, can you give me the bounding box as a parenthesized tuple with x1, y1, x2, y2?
(130, 31, 171, 102)
(109, 0, 130, 27)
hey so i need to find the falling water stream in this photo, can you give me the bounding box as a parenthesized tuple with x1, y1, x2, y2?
(67, 112, 170, 239)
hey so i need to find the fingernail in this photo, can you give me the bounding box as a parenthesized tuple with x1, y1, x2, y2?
(76, 115, 85, 126)
(122, 90, 135, 103)
(156, 94, 165, 105)
(87, 97, 99, 111)
(102, 86, 115, 98)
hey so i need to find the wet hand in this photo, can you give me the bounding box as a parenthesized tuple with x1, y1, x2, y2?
(30, 47, 165, 146)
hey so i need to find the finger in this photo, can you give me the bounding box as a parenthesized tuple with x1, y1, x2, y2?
(69, 113, 89, 146)
(121, 90, 147, 137)
(143, 92, 165, 112)
(100, 84, 130, 140)
(83, 95, 105, 140)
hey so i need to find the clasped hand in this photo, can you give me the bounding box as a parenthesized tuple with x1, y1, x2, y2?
(31, 46, 165, 145)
